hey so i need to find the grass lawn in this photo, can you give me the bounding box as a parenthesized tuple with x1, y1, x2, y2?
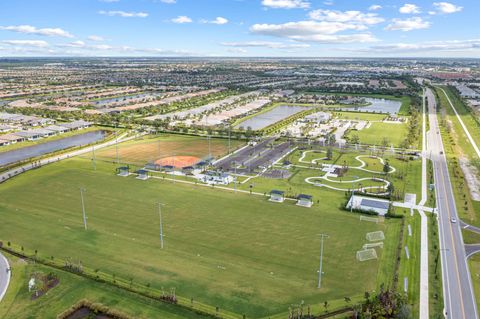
(345, 122, 408, 148)
(279, 148, 422, 200)
(0, 157, 401, 318)
(335, 112, 388, 122)
(468, 254, 480, 313)
(93, 134, 244, 166)
(0, 253, 207, 319)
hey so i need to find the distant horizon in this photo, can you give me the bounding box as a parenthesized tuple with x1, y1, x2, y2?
(0, 0, 476, 58)
(1, 56, 480, 60)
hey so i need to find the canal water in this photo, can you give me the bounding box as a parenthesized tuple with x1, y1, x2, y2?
(0, 130, 106, 167)
(235, 105, 310, 130)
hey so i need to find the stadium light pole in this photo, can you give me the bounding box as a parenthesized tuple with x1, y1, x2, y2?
(157, 202, 165, 249)
(317, 233, 329, 289)
(80, 187, 87, 230)
(115, 122, 119, 164)
(92, 145, 96, 171)
(228, 125, 231, 154)
(208, 135, 211, 160)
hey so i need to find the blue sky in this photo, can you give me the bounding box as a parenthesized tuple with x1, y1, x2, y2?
(0, 0, 476, 57)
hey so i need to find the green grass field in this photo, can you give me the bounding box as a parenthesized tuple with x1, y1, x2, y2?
(345, 122, 409, 147)
(93, 134, 244, 166)
(0, 156, 402, 318)
(0, 253, 208, 319)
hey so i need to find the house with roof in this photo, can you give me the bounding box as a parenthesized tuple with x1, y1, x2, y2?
(0, 139, 10, 146)
(0, 133, 25, 144)
(201, 171, 232, 185)
(31, 128, 55, 137)
(297, 194, 313, 208)
(60, 120, 93, 131)
(45, 125, 69, 135)
(347, 195, 390, 216)
(14, 130, 42, 141)
(269, 190, 285, 203)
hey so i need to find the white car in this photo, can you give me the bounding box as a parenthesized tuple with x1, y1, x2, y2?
(450, 217, 457, 223)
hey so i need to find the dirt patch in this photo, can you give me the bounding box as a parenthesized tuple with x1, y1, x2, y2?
(154, 156, 200, 168)
(64, 307, 114, 319)
(459, 157, 480, 201)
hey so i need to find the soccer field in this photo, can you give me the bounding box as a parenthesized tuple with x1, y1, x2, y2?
(0, 158, 401, 317)
(93, 134, 244, 166)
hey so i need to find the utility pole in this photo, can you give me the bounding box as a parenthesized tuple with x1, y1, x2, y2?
(317, 234, 329, 289)
(228, 125, 231, 154)
(115, 122, 119, 164)
(208, 135, 211, 160)
(157, 202, 165, 249)
(234, 162, 237, 193)
(92, 145, 96, 171)
(80, 188, 87, 230)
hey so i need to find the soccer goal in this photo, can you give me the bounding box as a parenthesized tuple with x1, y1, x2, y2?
(366, 231, 385, 242)
(356, 248, 378, 261)
(360, 215, 379, 223)
(362, 242, 384, 249)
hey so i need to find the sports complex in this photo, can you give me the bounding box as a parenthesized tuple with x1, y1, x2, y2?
(0, 123, 422, 318)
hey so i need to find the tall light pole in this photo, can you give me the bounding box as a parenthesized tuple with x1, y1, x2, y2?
(317, 233, 329, 289)
(115, 122, 119, 164)
(80, 188, 87, 230)
(92, 146, 96, 171)
(228, 125, 231, 154)
(157, 202, 165, 249)
(208, 135, 211, 160)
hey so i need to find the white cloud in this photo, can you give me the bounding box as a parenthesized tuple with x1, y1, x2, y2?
(171, 16, 192, 23)
(399, 3, 421, 14)
(226, 48, 248, 54)
(2, 40, 49, 47)
(308, 9, 384, 25)
(0, 25, 73, 38)
(368, 39, 480, 52)
(88, 35, 104, 42)
(250, 21, 378, 43)
(261, 0, 310, 9)
(368, 5, 382, 11)
(160, 0, 176, 3)
(385, 17, 430, 31)
(222, 41, 310, 49)
(98, 10, 148, 18)
(202, 17, 229, 25)
(60, 40, 86, 48)
(433, 2, 463, 14)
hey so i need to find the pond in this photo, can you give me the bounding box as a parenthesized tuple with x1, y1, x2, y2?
(340, 98, 402, 114)
(235, 105, 310, 130)
(93, 93, 162, 107)
(0, 130, 106, 167)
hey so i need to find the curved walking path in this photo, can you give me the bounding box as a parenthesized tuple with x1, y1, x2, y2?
(299, 151, 394, 195)
(0, 252, 11, 302)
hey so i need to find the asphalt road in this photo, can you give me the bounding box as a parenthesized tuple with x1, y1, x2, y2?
(426, 88, 478, 318)
(0, 252, 10, 302)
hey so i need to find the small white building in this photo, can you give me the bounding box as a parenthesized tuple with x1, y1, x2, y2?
(347, 195, 390, 216)
(269, 190, 285, 203)
(297, 194, 313, 208)
(303, 112, 331, 124)
(201, 171, 233, 185)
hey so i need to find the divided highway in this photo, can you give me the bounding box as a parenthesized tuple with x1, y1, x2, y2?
(426, 87, 478, 318)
